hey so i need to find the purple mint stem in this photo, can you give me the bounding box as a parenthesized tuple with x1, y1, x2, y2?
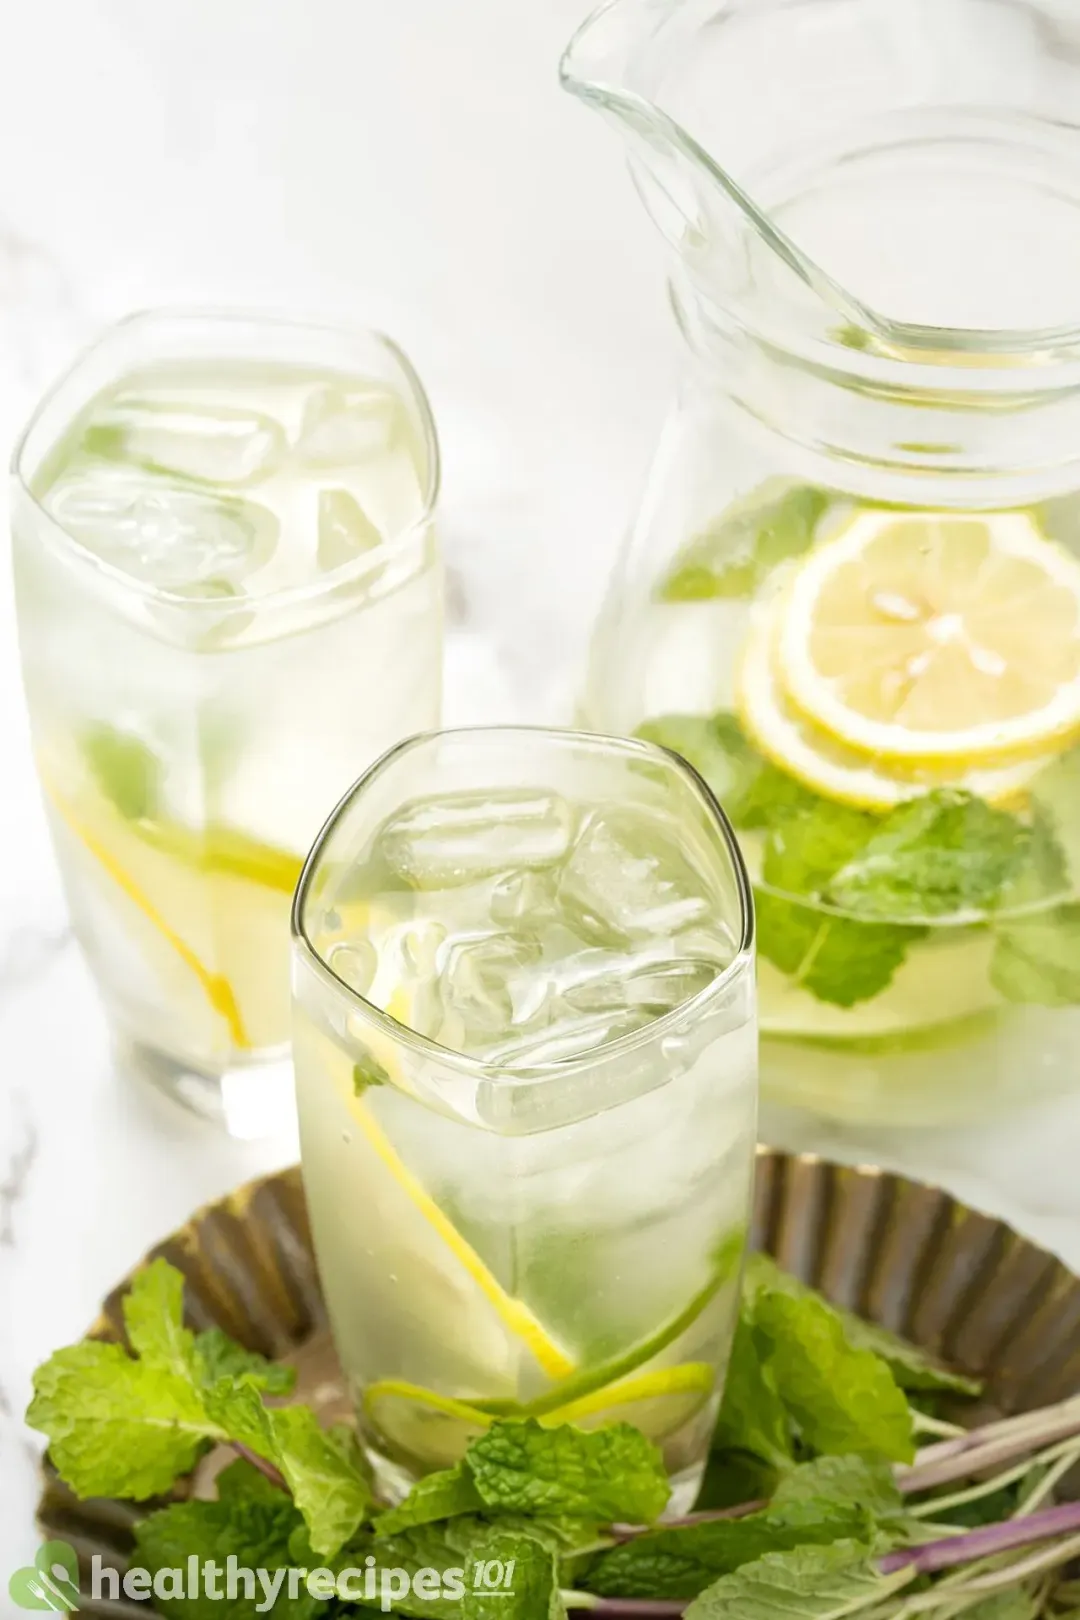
(232, 1441, 287, 1491)
(580, 1604, 686, 1617)
(879, 1499, 1080, 1576)
(609, 1500, 764, 1542)
(898, 1404, 1080, 1495)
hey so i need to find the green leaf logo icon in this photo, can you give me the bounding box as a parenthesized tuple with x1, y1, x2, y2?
(8, 1541, 80, 1612)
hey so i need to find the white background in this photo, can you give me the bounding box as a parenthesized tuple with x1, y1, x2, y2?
(1, 0, 1079, 1590)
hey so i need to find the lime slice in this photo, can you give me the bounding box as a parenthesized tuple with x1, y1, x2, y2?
(364, 1363, 714, 1469)
(543, 1362, 714, 1441)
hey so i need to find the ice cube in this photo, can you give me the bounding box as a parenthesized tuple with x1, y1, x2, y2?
(563, 946, 720, 1017)
(45, 466, 278, 588)
(327, 941, 377, 997)
(85, 396, 285, 485)
(318, 487, 383, 571)
(489, 870, 556, 926)
(487, 1006, 648, 1066)
(376, 791, 575, 890)
(150, 577, 257, 647)
(438, 931, 545, 1049)
(297, 383, 403, 467)
(557, 808, 713, 944)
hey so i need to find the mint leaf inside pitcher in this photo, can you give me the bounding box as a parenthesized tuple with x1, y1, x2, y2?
(638, 711, 1076, 1009)
(657, 483, 830, 602)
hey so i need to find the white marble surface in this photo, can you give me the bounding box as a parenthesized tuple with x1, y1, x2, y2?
(1, 0, 1079, 1588)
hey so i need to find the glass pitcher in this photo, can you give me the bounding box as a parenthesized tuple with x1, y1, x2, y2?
(562, 0, 1080, 1130)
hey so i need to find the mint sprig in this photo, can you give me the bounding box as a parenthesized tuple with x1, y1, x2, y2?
(640, 710, 1076, 1009)
(36, 1256, 1080, 1620)
(29, 1259, 370, 1559)
(827, 792, 1031, 921)
(735, 1257, 915, 1465)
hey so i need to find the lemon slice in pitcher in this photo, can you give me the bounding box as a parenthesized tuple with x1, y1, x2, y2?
(777, 509, 1080, 764)
(737, 593, 1057, 810)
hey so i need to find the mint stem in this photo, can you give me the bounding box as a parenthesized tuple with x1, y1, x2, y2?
(898, 1401, 1080, 1495)
(567, 1601, 686, 1616)
(879, 1499, 1080, 1576)
(232, 1441, 287, 1491)
(609, 1500, 763, 1542)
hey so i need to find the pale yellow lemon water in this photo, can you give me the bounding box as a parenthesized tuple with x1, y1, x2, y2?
(293, 733, 757, 1510)
(13, 323, 441, 1131)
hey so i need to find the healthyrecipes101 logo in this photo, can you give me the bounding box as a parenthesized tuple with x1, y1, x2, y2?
(9, 1542, 80, 1612)
(9, 1540, 521, 1612)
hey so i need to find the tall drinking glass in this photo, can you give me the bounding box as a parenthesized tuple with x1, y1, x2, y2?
(292, 726, 757, 1513)
(12, 310, 442, 1136)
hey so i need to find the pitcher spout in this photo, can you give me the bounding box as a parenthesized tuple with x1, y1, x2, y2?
(562, 0, 1080, 359)
(560, 0, 874, 346)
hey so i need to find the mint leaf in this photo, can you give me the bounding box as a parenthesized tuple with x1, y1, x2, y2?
(1029, 745, 1080, 888)
(697, 1451, 780, 1512)
(714, 1318, 794, 1470)
(354, 1051, 391, 1094)
(463, 1532, 566, 1619)
(585, 1494, 873, 1601)
(752, 1289, 915, 1462)
(375, 1463, 484, 1536)
(745, 1256, 980, 1398)
(342, 1518, 554, 1619)
(758, 802, 923, 1006)
(27, 1340, 218, 1499)
(991, 903, 1080, 1007)
(826, 791, 1030, 920)
(192, 1329, 297, 1396)
(683, 1540, 912, 1620)
(465, 1419, 669, 1524)
(756, 888, 917, 1007)
(771, 1455, 904, 1525)
(82, 724, 160, 819)
(215, 1457, 290, 1504)
(763, 799, 879, 894)
(266, 1408, 373, 1560)
(831, 1314, 980, 1397)
(122, 1257, 197, 1376)
(204, 1381, 372, 1559)
(134, 1493, 321, 1620)
(30, 1258, 366, 1555)
(635, 713, 812, 832)
(658, 484, 829, 602)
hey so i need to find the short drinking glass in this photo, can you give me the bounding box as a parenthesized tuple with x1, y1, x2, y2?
(12, 310, 442, 1135)
(292, 726, 757, 1513)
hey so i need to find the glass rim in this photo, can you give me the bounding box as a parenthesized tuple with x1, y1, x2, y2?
(291, 723, 756, 1083)
(10, 305, 442, 621)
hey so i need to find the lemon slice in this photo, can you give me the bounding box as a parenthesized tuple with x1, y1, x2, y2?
(343, 1086, 576, 1382)
(737, 594, 1056, 810)
(776, 509, 1080, 764)
(43, 773, 301, 1051)
(316, 1025, 575, 1384)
